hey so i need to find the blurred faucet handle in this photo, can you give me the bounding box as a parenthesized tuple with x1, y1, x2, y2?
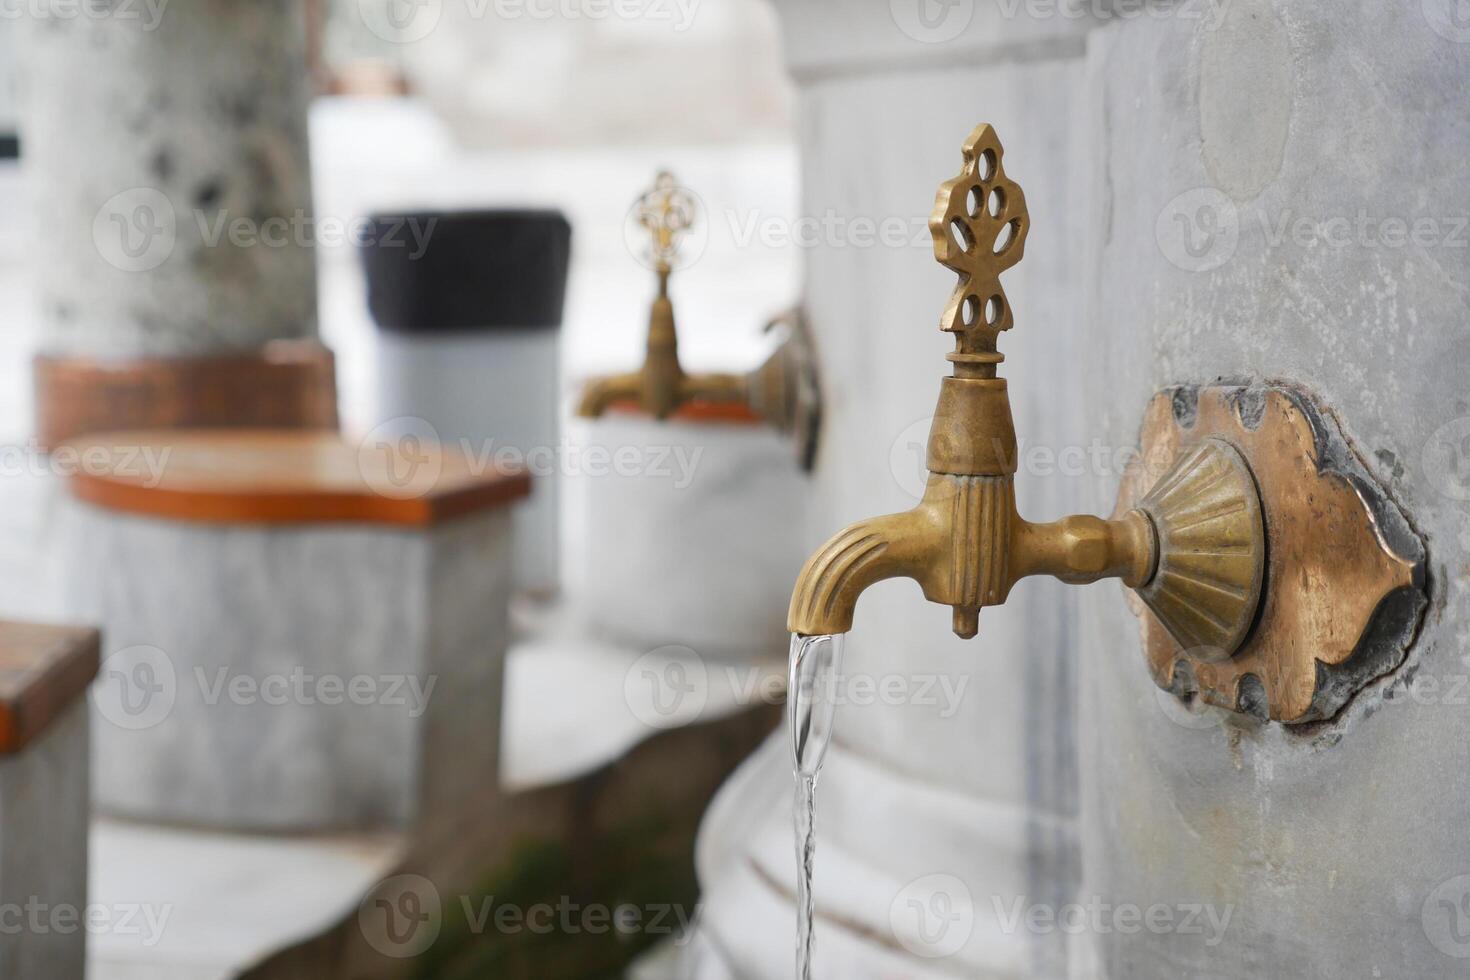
(634, 170, 698, 279)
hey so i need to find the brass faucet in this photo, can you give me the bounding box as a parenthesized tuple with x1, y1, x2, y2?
(789, 125, 1266, 653)
(577, 172, 806, 429)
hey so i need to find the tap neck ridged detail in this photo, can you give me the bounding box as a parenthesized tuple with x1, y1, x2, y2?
(948, 475, 1013, 609)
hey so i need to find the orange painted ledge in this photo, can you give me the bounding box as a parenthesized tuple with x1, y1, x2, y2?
(0, 621, 99, 755)
(33, 340, 339, 449)
(601, 398, 763, 425)
(62, 429, 531, 528)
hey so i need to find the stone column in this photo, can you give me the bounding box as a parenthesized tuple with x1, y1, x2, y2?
(61, 431, 528, 832)
(18, 0, 336, 445)
(1077, 2, 1470, 976)
(693, 3, 1102, 976)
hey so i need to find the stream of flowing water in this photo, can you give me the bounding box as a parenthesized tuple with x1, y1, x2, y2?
(789, 632, 845, 980)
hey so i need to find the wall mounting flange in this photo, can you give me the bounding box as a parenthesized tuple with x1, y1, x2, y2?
(1132, 436, 1265, 659)
(1119, 384, 1427, 725)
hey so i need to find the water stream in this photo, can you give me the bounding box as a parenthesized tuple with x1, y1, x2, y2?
(788, 632, 845, 980)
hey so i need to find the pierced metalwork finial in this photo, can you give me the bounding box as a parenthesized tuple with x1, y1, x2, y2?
(929, 124, 1030, 372)
(634, 171, 698, 277)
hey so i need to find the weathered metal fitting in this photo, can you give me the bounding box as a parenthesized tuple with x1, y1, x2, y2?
(786, 485, 951, 638)
(926, 377, 1018, 477)
(1131, 438, 1265, 658)
(577, 173, 821, 440)
(924, 473, 1015, 638)
(1120, 385, 1427, 724)
(1011, 510, 1158, 590)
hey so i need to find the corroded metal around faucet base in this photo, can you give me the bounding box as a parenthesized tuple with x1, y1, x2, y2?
(789, 122, 1429, 729)
(1120, 385, 1426, 724)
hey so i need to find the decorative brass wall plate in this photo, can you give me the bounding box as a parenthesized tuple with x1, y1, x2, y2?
(1119, 385, 1427, 724)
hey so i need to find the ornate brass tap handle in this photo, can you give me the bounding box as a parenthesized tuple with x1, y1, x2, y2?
(633, 171, 697, 277)
(930, 124, 1028, 369)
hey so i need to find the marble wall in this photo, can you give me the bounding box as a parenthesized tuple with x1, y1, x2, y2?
(695, 0, 1470, 976)
(697, 2, 1100, 975)
(67, 505, 513, 832)
(1079, 3, 1470, 975)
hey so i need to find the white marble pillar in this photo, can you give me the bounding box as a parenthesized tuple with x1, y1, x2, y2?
(569, 414, 808, 658)
(691, 3, 1470, 978)
(19, 0, 317, 358)
(1076, 3, 1470, 976)
(60, 430, 525, 833)
(694, 3, 1103, 975)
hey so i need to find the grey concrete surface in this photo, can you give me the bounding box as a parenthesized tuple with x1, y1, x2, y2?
(65, 505, 514, 832)
(569, 414, 808, 659)
(0, 702, 89, 979)
(694, 2, 1103, 974)
(18, 0, 317, 357)
(1077, 3, 1470, 976)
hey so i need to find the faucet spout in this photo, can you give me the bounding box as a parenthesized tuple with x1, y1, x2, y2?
(788, 469, 1159, 640)
(787, 492, 951, 638)
(576, 372, 642, 418)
